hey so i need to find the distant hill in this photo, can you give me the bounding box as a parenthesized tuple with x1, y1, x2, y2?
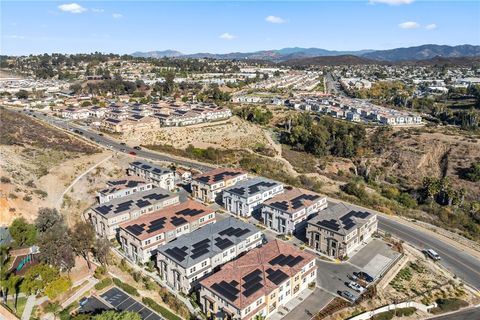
(362, 44, 480, 61)
(131, 50, 183, 58)
(282, 55, 379, 66)
(130, 44, 480, 62)
(397, 56, 480, 67)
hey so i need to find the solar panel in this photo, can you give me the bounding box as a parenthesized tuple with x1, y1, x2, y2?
(192, 238, 210, 248)
(243, 282, 262, 298)
(242, 269, 262, 283)
(234, 228, 250, 237)
(266, 269, 289, 285)
(165, 247, 188, 262)
(215, 238, 234, 250)
(211, 281, 239, 301)
(170, 216, 187, 227)
(126, 224, 145, 236)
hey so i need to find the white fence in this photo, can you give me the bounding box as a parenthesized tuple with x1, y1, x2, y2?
(348, 301, 437, 320)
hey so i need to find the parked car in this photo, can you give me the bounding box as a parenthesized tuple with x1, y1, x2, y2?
(133, 146, 141, 150)
(347, 281, 365, 293)
(129, 151, 137, 156)
(348, 274, 359, 282)
(354, 271, 374, 283)
(425, 249, 441, 261)
(120, 142, 126, 146)
(340, 290, 356, 302)
(79, 297, 88, 307)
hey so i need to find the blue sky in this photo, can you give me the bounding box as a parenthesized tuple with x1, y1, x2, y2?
(1, 1, 479, 55)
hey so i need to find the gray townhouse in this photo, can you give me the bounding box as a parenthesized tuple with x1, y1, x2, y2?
(87, 188, 179, 239)
(157, 217, 262, 294)
(306, 203, 377, 259)
(97, 177, 153, 204)
(128, 161, 175, 191)
(262, 187, 327, 235)
(222, 177, 284, 218)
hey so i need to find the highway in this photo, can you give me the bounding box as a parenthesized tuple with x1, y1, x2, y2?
(16, 107, 480, 291)
(18, 108, 214, 172)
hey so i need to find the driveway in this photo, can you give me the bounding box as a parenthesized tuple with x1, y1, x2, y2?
(349, 239, 401, 279)
(282, 288, 334, 320)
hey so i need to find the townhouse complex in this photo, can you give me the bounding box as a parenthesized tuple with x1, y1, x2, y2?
(128, 161, 175, 191)
(157, 217, 262, 293)
(306, 203, 378, 259)
(262, 187, 327, 235)
(88, 188, 180, 239)
(222, 177, 284, 218)
(118, 200, 216, 263)
(199, 240, 317, 320)
(191, 168, 248, 203)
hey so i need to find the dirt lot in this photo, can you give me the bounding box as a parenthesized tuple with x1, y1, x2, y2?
(120, 116, 270, 150)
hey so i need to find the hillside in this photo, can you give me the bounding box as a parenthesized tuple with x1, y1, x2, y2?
(362, 44, 480, 61)
(282, 55, 379, 66)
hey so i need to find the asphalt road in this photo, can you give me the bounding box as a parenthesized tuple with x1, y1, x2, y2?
(19, 108, 214, 172)
(16, 107, 480, 291)
(429, 306, 480, 320)
(378, 216, 480, 290)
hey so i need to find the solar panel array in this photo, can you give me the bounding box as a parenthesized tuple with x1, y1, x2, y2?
(227, 179, 279, 197)
(177, 208, 206, 217)
(214, 237, 234, 250)
(218, 227, 250, 238)
(196, 170, 242, 184)
(269, 193, 320, 212)
(191, 238, 211, 259)
(266, 268, 289, 285)
(339, 210, 370, 231)
(242, 269, 263, 298)
(164, 246, 189, 262)
(317, 219, 341, 231)
(170, 216, 188, 227)
(130, 161, 171, 176)
(211, 280, 240, 301)
(269, 254, 305, 267)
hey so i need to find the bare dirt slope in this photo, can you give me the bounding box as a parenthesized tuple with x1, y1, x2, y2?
(120, 116, 270, 150)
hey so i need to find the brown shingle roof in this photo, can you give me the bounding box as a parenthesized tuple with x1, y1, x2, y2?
(263, 187, 324, 215)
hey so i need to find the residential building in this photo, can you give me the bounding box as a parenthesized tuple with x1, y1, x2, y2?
(89, 106, 107, 118)
(199, 240, 317, 320)
(88, 188, 179, 239)
(97, 177, 153, 204)
(191, 168, 248, 203)
(61, 107, 90, 119)
(118, 200, 216, 264)
(306, 203, 378, 259)
(222, 177, 284, 217)
(262, 188, 327, 235)
(157, 217, 262, 293)
(128, 161, 175, 191)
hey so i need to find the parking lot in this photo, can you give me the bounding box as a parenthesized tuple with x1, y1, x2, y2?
(80, 287, 163, 320)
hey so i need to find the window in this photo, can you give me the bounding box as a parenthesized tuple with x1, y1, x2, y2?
(190, 267, 196, 273)
(145, 240, 151, 245)
(202, 261, 207, 267)
(223, 251, 228, 257)
(256, 299, 262, 306)
(230, 248, 235, 253)
(270, 292, 275, 299)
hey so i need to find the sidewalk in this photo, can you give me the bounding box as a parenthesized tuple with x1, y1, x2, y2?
(62, 276, 99, 308)
(21, 295, 36, 320)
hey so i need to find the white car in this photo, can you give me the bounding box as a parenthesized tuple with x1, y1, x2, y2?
(347, 281, 365, 293)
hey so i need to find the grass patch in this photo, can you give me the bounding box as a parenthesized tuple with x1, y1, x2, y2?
(431, 298, 469, 314)
(4, 296, 28, 317)
(113, 278, 139, 296)
(282, 145, 319, 173)
(94, 277, 113, 291)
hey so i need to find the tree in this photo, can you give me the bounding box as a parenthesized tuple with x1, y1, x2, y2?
(45, 276, 72, 299)
(465, 162, 480, 182)
(70, 222, 95, 269)
(9, 218, 37, 247)
(15, 90, 29, 100)
(3, 275, 21, 310)
(94, 310, 141, 320)
(21, 263, 59, 295)
(93, 237, 110, 266)
(163, 71, 176, 95)
(44, 302, 62, 320)
(35, 208, 64, 233)
(0, 245, 10, 301)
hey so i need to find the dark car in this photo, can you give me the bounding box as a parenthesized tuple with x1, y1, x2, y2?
(354, 271, 374, 283)
(129, 151, 137, 156)
(120, 142, 126, 146)
(133, 146, 141, 150)
(98, 133, 104, 136)
(340, 290, 356, 302)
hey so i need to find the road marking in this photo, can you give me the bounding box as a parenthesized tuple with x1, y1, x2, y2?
(379, 221, 480, 279)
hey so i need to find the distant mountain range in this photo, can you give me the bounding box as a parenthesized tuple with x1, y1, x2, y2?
(131, 44, 480, 63)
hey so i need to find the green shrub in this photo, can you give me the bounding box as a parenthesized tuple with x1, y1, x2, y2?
(395, 307, 416, 316)
(142, 297, 182, 320)
(94, 266, 107, 279)
(45, 276, 72, 299)
(372, 310, 395, 320)
(431, 298, 468, 314)
(94, 277, 112, 291)
(113, 277, 139, 296)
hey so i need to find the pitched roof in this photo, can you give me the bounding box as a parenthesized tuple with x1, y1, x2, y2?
(224, 177, 282, 198)
(158, 217, 259, 268)
(129, 161, 173, 176)
(99, 177, 150, 195)
(119, 200, 214, 241)
(193, 168, 246, 186)
(200, 240, 315, 310)
(308, 203, 373, 235)
(263, 187, 325, 215)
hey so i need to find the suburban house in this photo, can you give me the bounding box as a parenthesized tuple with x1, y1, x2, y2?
(97, 177, 153, 204)
(199, 240, 317, 320)
(128, 161, 175, 191)
(191, 168, 248, 203)
(175, 168, 193, 184)
(118, 200, 216, 264)
(89, 106, 107, 118)
(222, 177, 284, 218)
(101, 116, 159, 133)
(88, 188, 179, 239)
(262, 187, 328, 235)
(61, 107, 90, 119)
(306, 203, 378, 259)
(157, 217, 262, 294)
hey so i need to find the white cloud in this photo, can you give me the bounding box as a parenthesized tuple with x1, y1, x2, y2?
(58, 3, 87, 14)
(4, 35, 25, 39)
(112, 13, 123, 19)
(369, 0, 415, 5)
(92, 8, 104, 13)
(399, 21, 420, 29)
(265, 15, 286, 24)
(425, 23, 437, 30)
(219, 32, 236, 40)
